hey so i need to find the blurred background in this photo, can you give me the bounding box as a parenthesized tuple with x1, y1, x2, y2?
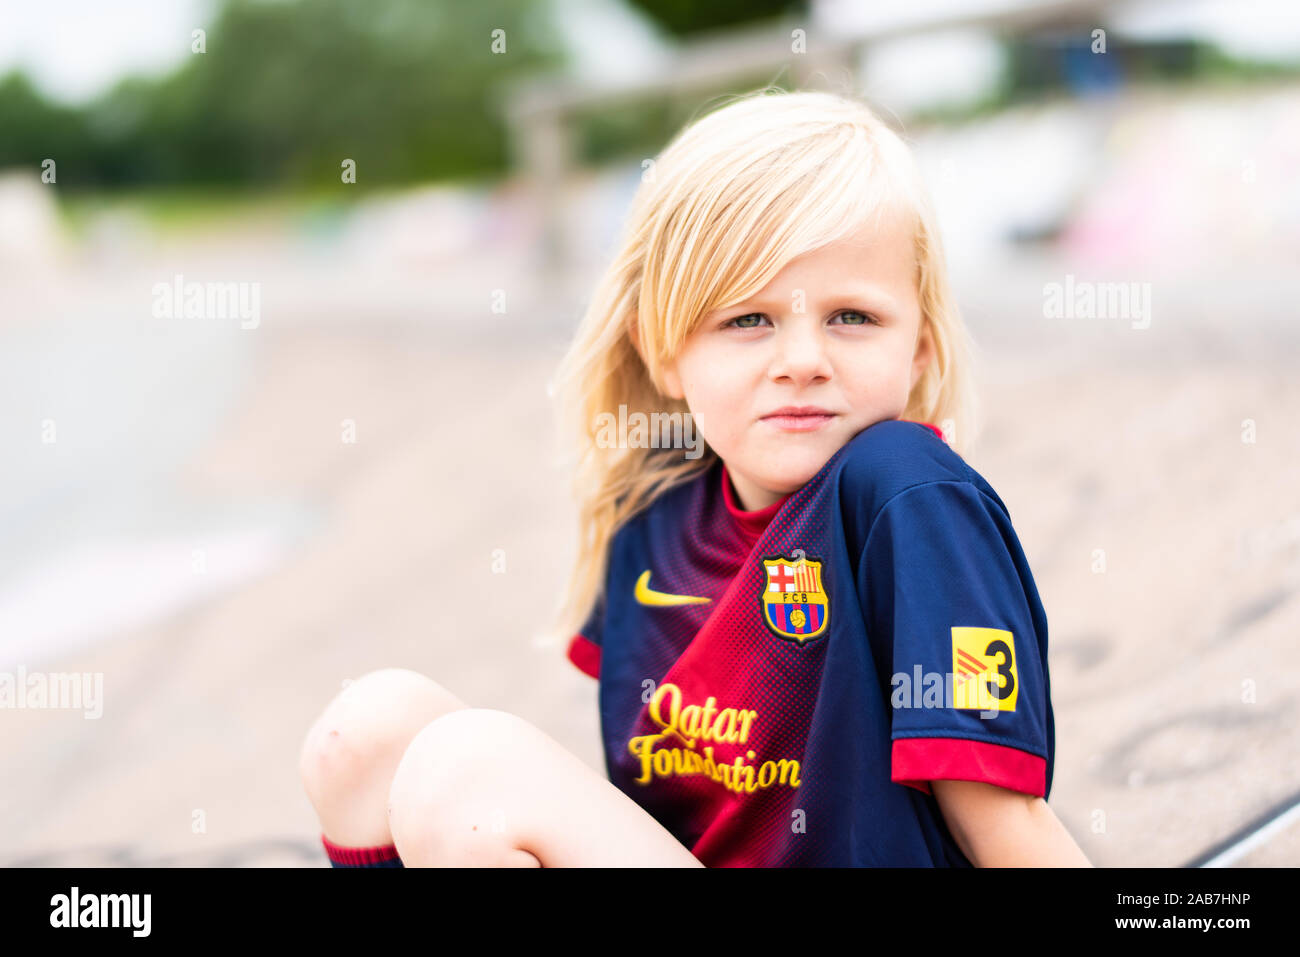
(1, 0, 1297, 867)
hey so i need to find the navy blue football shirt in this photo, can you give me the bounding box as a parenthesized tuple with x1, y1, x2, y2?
(567, 418, 1055, 866)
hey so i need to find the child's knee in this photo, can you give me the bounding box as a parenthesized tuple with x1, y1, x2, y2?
(387, 709, 544, 865)
(298, 668, 467, 812)
(387, 708, 533, 804)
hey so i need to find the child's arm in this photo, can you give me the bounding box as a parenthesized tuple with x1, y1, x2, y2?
(932, 779, 1092, 866)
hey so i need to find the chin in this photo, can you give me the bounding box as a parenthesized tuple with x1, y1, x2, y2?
(752, 449, 835, 495)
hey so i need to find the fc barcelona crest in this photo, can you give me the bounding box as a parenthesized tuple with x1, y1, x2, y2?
(760, 554, 830, 643)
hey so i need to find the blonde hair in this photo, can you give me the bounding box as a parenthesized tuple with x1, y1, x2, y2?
(548, 87, 980, 645)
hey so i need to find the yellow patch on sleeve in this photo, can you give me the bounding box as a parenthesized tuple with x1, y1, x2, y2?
(951, 626, 1019, 712)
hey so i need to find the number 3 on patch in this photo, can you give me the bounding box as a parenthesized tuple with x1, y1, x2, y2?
(951, 626, 1019, 712)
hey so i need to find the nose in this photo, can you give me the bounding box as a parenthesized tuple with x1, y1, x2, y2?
(768, 318, 832, 385)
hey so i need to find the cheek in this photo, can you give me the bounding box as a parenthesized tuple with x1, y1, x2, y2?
(842, 344, 914, 403)
(679, 356, 748, 439)
(682, 380, 734, 439)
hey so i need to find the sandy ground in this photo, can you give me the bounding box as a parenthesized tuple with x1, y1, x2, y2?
(0, 316, 604, 867)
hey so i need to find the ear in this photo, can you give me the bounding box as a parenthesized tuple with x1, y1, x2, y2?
(661, 358, 684, 400)
(629, 316, 683, 399)
(910, 320, 935, 391)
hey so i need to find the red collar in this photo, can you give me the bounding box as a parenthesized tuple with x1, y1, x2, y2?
(720, 463, 788, 539)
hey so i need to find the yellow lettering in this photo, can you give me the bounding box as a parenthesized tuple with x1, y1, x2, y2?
(737, 710, 758, 743)
(702, 696, 722, 743)
(679, 703, 702, 741)
(653, 748, 673, 777)
(627, 733, 662, 784)
(648, 682, 695, 747)
(774, 759, 801, 787)
(712, 708, 740, 743)
(622, 687, 801, 793)
(730, 757, 748, 793)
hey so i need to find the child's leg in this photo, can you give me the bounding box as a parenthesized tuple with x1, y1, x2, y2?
(387, 708, 704, 867)
(298, 668, 468, 859)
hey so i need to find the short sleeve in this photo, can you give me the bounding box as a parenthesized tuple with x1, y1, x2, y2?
(565, 596, 604, 680)
(861, 480, 1051, 799)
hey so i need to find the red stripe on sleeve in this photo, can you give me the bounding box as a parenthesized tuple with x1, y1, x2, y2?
(566, 633, 601, 679)
(891, 737, 1047, 797)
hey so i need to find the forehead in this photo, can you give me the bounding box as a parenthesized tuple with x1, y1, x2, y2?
(784, 213, 915, 283)
(728, 212, 919, 312)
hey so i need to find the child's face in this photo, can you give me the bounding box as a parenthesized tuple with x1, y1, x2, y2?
(662, 213, 934, 511)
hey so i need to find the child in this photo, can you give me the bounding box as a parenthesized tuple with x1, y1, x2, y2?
(299, 88, 1090, 867)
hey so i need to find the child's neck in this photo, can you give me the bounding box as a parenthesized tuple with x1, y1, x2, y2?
(726, 468, 786, 513)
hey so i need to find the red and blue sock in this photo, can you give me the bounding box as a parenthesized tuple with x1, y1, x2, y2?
(321, 834, 404, 868)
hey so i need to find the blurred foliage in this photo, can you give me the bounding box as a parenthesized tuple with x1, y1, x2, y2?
(575, 71, 793, 166)
(0, 0, 565, 191)
(625, 0, 807, 37)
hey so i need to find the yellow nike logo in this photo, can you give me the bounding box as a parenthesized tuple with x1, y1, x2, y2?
(634, 570, 711, 607)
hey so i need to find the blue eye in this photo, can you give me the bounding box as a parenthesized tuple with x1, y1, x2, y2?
(724, 313, 769, 329)
(833, 311, 879, 326)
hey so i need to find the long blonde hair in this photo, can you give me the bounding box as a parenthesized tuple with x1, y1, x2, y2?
(548, 87, 980, 644)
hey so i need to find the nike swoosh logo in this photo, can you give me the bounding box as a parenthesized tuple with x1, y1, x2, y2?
(634, 570, 711, 607)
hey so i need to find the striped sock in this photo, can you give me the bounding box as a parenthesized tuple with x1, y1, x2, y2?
(321, 833, 404, 868)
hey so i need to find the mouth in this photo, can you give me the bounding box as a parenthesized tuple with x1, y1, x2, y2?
(759, 406, 838, 433)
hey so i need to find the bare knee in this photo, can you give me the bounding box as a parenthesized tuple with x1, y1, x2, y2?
(387, 709, 544, 867)
(299, 668, 467, 846)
